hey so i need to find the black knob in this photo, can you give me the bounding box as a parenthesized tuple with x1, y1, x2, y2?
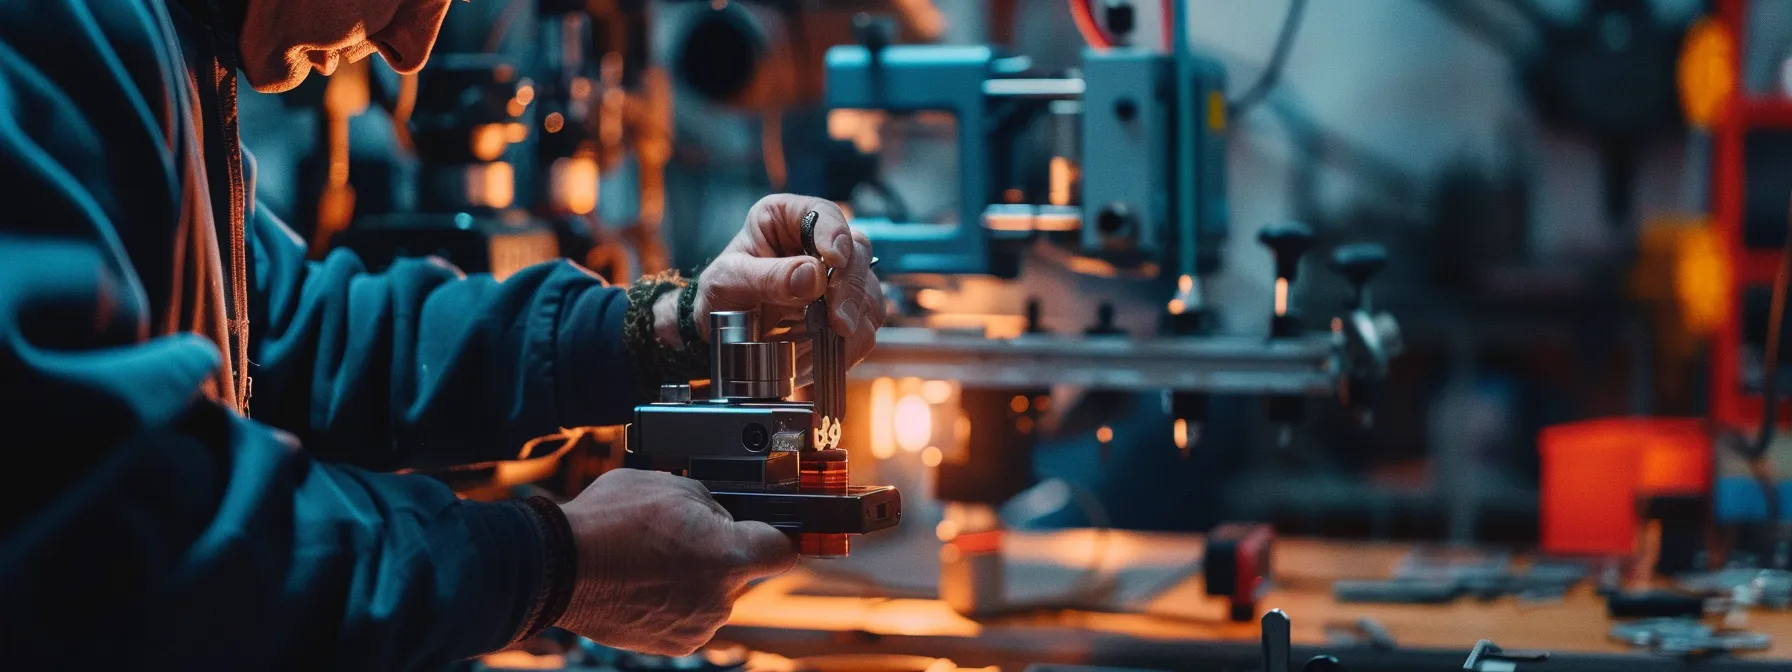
(1087, 303, 1124, 335)
(853, 13, 893, 53)
(1302, 655, 1344, 672)
(1257, 221, 1315, 282)
(1102, 0, 1136, 40)
(1330, 243, 1386, 310)
(1025, 298, 1045, 333)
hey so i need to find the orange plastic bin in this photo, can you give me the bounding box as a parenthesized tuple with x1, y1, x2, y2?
(1538, 418, 1711, 556)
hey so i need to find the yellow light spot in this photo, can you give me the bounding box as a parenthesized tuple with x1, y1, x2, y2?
(515, 84, 535, 106)
(1179, 275, 1193, 293)
(544, 112, 565, 134)
(1010, 395, 1029, 414)
(1168, 299, 1186, 314)
(1003, 187, 1024, 204)
(922, 446, 943, 467)
(1173, 419, 1189, 450)
(1097, 426, 1113, 443)
(936, 519, 960, 541)
(922, 380, 954, 405)
(894, 395, 932, 452)
(1016, 416, 1034, 434)
(871, 378, 896, 458)
(550, 156, 599, 215)
(1034, 395, 1051, 412)
(916, 288, 950, 311)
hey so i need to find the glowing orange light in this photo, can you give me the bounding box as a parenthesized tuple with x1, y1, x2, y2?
(1274, 277, 1289, 316)
(504, 122, 529, 144)
(1016, 416, 1034, 434)
(1010, 395, 1029, 414)
(1678, 18, 1734, 130)
(916, 288, 950, 311)
(570, 78, 592, 100)
(922, 380, 954, 404)
(1168, 299, 1186, 314)
(1173, 419, 1189, 450)
(922, 446, 943, 467)
(870, 377, 896, 458)
(470, 124, 508, 161)
(515, 84, 535, 106)
(507, 99, 526, 118)
(1097, 426, 1113, 443)
(955, 414, 971, 445)
(1003, 188, 1024, 204)
(894, 395, 932, 452)
(1178, 274, 1193, 293)
(466, 162, 515, 208)
(1034, 395, 1051, 412)
(544, 112, 566, 134)
(1048, 157, 1076, 206)
(550, 156, 599, 216)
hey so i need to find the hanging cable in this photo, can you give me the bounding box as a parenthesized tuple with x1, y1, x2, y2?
(1069, 0, 1113, 49)
(1225, 0, 1309, 117)
(1733, 200, 1792, 532)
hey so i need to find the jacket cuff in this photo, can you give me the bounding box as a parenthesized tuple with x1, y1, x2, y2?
(556, 284, 643, 427)
(460, 500, 549, 651)
(517, 496, 577, 640)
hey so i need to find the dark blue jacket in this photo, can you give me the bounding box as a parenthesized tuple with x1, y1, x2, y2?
(0, 0, 643, 668)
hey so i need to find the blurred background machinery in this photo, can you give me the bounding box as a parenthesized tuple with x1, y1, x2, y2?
(231, 0, 1792, 669)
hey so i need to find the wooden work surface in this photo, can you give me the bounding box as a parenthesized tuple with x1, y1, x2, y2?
(723, 532, 1792, 667)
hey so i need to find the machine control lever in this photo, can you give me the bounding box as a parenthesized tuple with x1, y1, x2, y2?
(1329, 243, 1387, 312)
(1258, 221, 1314, 338)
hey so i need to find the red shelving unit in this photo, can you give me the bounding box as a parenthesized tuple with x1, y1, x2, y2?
(1711, 0, 1792, 429)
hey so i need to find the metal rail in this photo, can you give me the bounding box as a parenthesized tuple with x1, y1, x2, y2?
(850, 328, 1341, 395)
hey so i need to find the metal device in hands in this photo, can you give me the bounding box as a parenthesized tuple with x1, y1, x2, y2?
(625, 302, 901, 557)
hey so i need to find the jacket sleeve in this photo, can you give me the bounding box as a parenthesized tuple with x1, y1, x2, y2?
(246, 192, 646, 471)
(0, 1, 555, 668)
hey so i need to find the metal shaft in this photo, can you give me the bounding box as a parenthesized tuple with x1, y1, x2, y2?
(802, 211, 848, 449)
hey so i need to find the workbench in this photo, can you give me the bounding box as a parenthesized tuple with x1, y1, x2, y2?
(720, 532, 1792, 672)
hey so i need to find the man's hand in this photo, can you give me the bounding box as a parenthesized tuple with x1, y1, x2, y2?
(554, 469, 797, 655)
(653, 194, 886, 377)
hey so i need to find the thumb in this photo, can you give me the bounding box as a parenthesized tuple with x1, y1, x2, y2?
(704, 254, 826, 310)
(730, 520, 799, 578)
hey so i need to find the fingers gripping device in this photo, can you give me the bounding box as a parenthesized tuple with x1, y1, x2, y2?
(625, 213, 900, 557)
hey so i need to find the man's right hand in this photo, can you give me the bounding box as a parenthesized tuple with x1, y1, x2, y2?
(553, 469, 798, 655)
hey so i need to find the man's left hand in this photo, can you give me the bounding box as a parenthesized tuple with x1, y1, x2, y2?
(653, 194, 885, 380)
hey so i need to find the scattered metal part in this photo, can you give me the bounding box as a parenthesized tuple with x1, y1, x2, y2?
(1608, 618, 1773, 655)
(1322, 618, 1397, 651)
(1462, 640, 1550, 672)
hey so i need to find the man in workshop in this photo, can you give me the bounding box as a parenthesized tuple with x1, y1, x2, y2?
(0, 0, 884, 668)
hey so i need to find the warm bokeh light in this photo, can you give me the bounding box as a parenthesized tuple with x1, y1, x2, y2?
(1174, 418, 1189, 450)
(922, 446, 943, 467)
(1010, 395, 1029, 414)
(1097, 425, 1113, 443)
(936, 519, 959, 541)
(871, 377, 895, 459)
(922, 379, 955, 404)
(916, 289, 950, 311)
(894, 395, 932, 452)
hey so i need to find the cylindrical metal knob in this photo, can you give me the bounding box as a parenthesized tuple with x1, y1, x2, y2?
(716, 340, 795, 401)
(709, 311, 758, 390)
(1330, 242, 1388, 311)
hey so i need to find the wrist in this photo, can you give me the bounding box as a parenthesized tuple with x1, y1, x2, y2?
(516, 497, 577, 642)
(653, 289, 685, 351)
